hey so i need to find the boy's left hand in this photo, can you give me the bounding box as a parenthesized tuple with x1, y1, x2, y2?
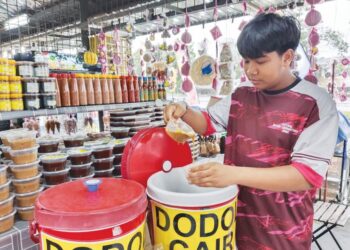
(187, 162, 235, 188)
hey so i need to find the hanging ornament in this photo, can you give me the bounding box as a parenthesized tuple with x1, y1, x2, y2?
(305, 6, 322, 26)
(172, 26, 180, 35)
(341, 58, 349, 66)
(242, 0, 247, 14)
(238, 20, 247, 31)
(308, 28, 320, 47)
(182, 77, 193, 92)
(342, 71, 348, 78)
(166, 55, 176, 64)
(145, 39, 152, 50)
(159, 42, 168, 51)
(181, 61, 190, 76)
(150, 33, 155, 41)
(167, 45, 173, 51)
(306, 0, 321, 4)
(210, 26, 222, 40)
(174, 42, 180, 52)
(181, 30, 192, 44)
(268, 6, 277, 13)
(257, 7, 265, 15)
(240, 75, 246, 82)
(304, 71, 318, 84)
(161, 29, 171, 39)
(185, 13, 191, 28)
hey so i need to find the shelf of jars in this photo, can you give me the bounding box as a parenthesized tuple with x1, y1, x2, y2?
(0, 101, 158, 121)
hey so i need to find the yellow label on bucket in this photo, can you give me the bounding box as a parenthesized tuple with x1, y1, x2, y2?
(151, 199, 237, 250)
(40, 221, 145, 250)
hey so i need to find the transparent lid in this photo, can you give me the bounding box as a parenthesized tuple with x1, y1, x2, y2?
(9, 160, 40, 169)
(40, 153, 68, 163)
(15, 186, 44, 197)
(35, 178, 147, 231)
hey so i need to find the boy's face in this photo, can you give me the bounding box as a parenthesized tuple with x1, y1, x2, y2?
(243, 50, 294, 91)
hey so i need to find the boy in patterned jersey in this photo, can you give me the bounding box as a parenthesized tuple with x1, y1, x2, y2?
(164, 13, 338, 249)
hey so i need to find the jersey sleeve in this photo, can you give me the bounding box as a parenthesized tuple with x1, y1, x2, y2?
(205, 94, 232, 133)
(291, 95, 338, 188)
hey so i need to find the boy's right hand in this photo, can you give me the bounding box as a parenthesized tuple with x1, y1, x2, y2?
(163, 102, 187, 123)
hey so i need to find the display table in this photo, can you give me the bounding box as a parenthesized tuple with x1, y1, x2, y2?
(0, 220, 38, 250)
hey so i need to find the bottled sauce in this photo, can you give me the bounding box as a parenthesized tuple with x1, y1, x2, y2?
(108, 75, 115, 103)
(59, 74, 71, 107)
(113, 75, 123, 104)
(100, 75, 110, 104)
(158, 84, 163, 100)
(50, 73, 61, 107)
(153, 77, 158, 100)
(143, 77, 149, 102)
(148, 77, 154, 101)
(120, 76, 128, 103)
(69, 74, 79, 106)
(163, 83, 167, 100)
(133, 76, 140, 102)
(76, 74, 87, 106)
(138, 77, 144, 102)
(85, 74, 95, 105)
(127, 76, 135, 103)
(93, 75, 103, 104)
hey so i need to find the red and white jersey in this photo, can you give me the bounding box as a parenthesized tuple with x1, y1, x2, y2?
(205, 78, 338, 249)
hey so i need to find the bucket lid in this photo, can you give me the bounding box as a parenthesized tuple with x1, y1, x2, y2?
(121, 127, 193, 188)
(35, 178, 147, 231)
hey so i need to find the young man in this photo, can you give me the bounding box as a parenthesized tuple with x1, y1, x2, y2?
(164, 13, 338, 249)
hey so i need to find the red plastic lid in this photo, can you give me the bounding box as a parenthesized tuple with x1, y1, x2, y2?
(70, 73, 76, 78)
(34, 178, 147, 231)
(121, 127, 193, 188)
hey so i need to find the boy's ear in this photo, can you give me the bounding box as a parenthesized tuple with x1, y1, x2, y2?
(282, 49, 295, 67)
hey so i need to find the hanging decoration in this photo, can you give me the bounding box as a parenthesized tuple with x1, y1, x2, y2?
(304, 0, 322, 84)
(98, 29, 107, 74)
(181, 0, 193, 93)
(112, 27, 121, 66)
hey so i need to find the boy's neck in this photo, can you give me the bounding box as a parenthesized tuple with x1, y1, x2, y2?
(267, 73, 297, 91)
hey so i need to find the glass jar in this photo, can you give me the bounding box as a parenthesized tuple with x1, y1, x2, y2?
(9, 76, 22, 94)
(34, 63, 49, 77)
(100, 75, 110, 104)
(113, 75, 122, 104)
(108, 75, 115, 103)
(38, 77, 56, 93)
(0, 94, 11, 111)
(76, 74, 87, 106)
(93, 75, 102, 105)
(24, 93, 40, 110)
(85, 74, 95, 105)
(40, 93, 57, 109)
(133, 76, 140, 102)
(16, 61, 34, 77)
(8, 60, 16, 76)
(0, 59, 8, 76)
(0, 76, 10, 94)
(69, 74, 79, 106)
(59, 74, 70, 107)
(10, 93, 24, 111)
(22, 77, 39, 93)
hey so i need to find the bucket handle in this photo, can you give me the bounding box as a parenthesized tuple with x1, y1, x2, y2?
(29, 220, 40, 243)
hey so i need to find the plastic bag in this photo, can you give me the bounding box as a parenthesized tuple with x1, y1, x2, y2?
(165, 118, 196, 144)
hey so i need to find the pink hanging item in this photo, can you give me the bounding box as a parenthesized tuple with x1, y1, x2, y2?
(182, 77, 193, 92)
(305, 7, 322, 26)
(181, 61, 190, 76)
(210, 25, 222, 40)
(181, 30, 192, 44)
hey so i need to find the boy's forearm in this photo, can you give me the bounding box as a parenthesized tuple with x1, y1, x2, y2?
(182, 108, 208, 135)
(229, 165, 312, 192)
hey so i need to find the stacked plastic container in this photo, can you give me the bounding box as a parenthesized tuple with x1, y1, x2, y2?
(67, 147, 93, 180)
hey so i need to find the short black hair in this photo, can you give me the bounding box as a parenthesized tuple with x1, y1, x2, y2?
(237, 13, 301, 59)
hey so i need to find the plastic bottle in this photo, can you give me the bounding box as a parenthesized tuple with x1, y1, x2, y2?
(143, 77, 149, 102)
(108, 75, 115, 103)
(113, 75, 123, 104)
(127, 76, 135, 103)
(138, 77, 144, 102)
(93, 75, 103, 104)
(100, 75, 110, 104)
(76, 74, 87, 106)
(69, 74, 79, 106)
(85, 74, 95, 105)
(121, 76, 128, 103)
(60, 74, 71, 107)
(133, 76, 140, 102)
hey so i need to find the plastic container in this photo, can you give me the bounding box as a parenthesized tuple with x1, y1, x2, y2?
(34, 63, 49, 77)
(10, 93, 24, 110)
(7, 130, 37, 150)
(0, 145, 11, 159)
(94, 167, 114, 177)
(123, 120, 150, 127)
(92, 156, 114, 171)
(10, 161, 40, 179)
(40, 93, 57, 108)
(110, 109, 136, 117)
(40, 153, 68, 172)
(112, 138, 129, 154)
(67, 148, 92, 165)
(70, 172, 94, 180)
(31, 179, 147, 248)
(91, 144, 113, 159)
(0, 209, 16, 233)
(10, 145, 39, 164)
(17, 61, 34, 77)
(43, 168, 70, 185)
(113, 154, 122, 165)
(15, 186, 44, 207)
(110, 127, 130, 139)
(38, 77, 56, 93)
(69, 162, 92, 178)
(130, 124, 150, 132)
(0, 180, 10, 201)
(37, 137, 60, 153)
(17, 205, 35, 220)
(0, 94, 11, 111)
(12, 173, 41, 194)
(24, 93, 41, 110)
(8, 60, 16, 76)
(0, 194, 14, 217)
(0, 76, 10, 94)
(113, 165, 121, 176)
(63, 135, 85, 148)
(0, 165, 7, 185)
(22, 77, 39, 93)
